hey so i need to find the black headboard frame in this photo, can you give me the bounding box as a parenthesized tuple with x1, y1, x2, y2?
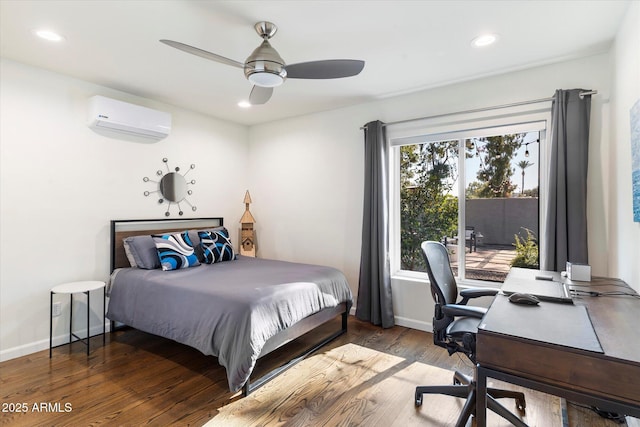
(110, 217, 224, 272)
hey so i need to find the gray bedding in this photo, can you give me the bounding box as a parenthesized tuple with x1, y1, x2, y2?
(106, 255, 353, 392)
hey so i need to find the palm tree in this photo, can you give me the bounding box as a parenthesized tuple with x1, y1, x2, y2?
(517, 160, 533, 196)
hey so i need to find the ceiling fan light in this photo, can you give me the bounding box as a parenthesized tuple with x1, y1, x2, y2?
(248, 72, 284, 87)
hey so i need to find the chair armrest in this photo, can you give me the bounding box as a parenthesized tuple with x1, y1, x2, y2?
(458, 287, 499, 305)
(442, 304, 486, 319)
(460, 288, 499, 298)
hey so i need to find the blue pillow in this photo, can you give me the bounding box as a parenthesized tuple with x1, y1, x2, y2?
(198, 228, 236, 264)
(188, 226, 226, 263)
(152, 231, 200, 271)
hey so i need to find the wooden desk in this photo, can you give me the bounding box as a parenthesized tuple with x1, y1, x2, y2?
(475, 268, 640, 427)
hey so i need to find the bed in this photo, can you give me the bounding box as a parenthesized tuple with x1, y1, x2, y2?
(107, 218, 353, 395)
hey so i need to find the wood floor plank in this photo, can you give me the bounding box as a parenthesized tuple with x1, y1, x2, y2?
(0, 317, 627, 426)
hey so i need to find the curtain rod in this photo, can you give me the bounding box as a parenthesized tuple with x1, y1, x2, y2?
(360, 90, 597, 130)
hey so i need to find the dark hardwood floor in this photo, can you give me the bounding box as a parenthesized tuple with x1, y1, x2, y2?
(0, 317, 627, 426)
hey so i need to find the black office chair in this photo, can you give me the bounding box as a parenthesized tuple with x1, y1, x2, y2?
(415, 241, 527, 427)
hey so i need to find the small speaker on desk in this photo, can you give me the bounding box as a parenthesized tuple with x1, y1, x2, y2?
(566, 262, 591, 281)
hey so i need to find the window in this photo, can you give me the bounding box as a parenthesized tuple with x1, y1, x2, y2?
(390, 114, 547, 284)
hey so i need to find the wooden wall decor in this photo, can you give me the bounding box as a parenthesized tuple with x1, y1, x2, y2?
(239, 190, 256, 257)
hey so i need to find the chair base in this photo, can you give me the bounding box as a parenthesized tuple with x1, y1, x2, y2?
(415, 371, 527, 427)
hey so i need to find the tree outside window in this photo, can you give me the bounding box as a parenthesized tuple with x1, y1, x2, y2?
(398, 131, 540, 282)
(400, 141, 458, 272)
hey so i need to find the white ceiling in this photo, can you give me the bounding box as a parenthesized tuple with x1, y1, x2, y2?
(0, 0, 631, 126)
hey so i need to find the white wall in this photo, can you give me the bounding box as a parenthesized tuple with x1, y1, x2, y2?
(248, 52, 613, 329)
(247, 110, 368, 300)
(0, 59, 249, 360)
(609, 1, 640, 293)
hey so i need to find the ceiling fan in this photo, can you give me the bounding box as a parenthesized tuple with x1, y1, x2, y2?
(160, 21, 365, 105)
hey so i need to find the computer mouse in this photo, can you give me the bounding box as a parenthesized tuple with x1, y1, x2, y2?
(508, 292, 540, 305)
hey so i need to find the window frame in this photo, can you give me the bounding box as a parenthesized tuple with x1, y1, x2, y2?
(388, 107, 551, 286)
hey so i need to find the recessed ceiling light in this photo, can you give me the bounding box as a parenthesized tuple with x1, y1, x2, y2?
(471, 34, 498, 48)
(34, 29, 65, 42)
(237, 101, 251, 108)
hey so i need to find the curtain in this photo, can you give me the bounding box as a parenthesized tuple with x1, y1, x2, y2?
(356, 120, 394, 328)
(542, 89, 592, 271)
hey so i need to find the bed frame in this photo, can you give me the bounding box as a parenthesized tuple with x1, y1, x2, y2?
(110, 218, 349, 396)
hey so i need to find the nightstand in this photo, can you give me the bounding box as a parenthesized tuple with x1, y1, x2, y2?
(49, 280, 106, 357)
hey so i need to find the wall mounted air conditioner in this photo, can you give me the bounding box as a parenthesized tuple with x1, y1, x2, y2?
(88, 95, 171, 140)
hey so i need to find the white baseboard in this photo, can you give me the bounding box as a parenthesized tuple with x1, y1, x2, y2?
(2, 311, 432, 362)
(0, 322, 110, 362)
(394, 315, 432, 332)
(348, 306, 431, 332)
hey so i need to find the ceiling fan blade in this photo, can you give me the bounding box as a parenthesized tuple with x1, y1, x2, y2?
(160, 39, 245, 69)
(285, 59, 365, 79)
(249, 86, 273, 105)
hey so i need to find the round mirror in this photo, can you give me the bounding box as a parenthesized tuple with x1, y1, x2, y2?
(159, 172, 187, 202)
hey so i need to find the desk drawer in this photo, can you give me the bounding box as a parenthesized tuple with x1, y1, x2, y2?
(477, 332, 640, 407)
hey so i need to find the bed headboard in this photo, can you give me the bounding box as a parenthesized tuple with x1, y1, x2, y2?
(110, 217, 224, 271)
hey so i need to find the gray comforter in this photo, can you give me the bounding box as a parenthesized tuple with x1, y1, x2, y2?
(106, 256, 353, 392)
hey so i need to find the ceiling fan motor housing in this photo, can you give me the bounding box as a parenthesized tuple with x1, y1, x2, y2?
(244, 40, 287, 87)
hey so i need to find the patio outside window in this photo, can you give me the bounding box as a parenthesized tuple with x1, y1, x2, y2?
(394, 125, 542, 284)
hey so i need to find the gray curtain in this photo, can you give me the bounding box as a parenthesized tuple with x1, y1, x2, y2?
(542, 89, 592, 271)
(356, 120, 394, 328)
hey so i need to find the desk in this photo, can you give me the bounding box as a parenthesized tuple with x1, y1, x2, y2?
(476, 268, 640, 426)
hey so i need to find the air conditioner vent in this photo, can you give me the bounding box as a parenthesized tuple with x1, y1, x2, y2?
(88, 96, 171, 140)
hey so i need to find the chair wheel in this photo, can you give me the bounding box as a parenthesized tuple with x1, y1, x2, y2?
(453, 378, 461, 385)
(415, 392, 423, 407)
(516, 398, 526, 411)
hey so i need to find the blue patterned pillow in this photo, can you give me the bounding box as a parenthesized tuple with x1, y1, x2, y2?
(188, 226, 226, 263)
(198, 228, 236, 264)
(152, 232, 200, 271)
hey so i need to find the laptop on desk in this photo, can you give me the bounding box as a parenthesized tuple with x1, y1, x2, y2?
(501, 276, 574, 303)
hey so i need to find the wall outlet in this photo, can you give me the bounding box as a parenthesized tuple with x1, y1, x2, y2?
(52, 302, 62, 317)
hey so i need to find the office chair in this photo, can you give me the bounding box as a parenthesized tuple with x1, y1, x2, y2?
(415, 241, 527, 427)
